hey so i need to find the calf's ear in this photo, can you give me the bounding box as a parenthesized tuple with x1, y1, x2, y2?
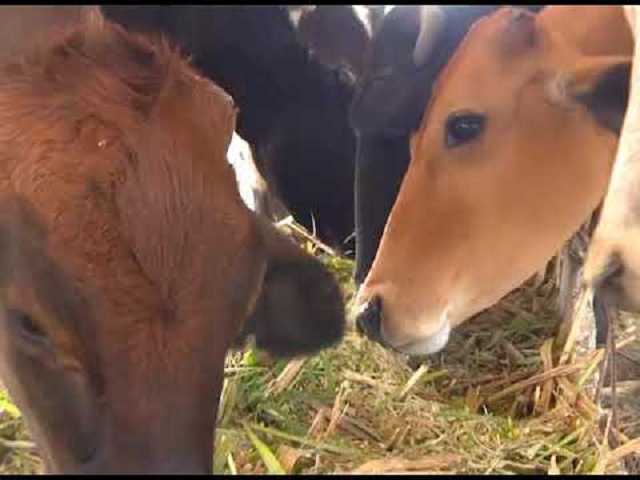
(562, 56, 632, 134)
(234, 217, 345, 358)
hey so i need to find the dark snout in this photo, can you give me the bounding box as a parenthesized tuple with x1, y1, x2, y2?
(355, 295, 387, 346)
(236, 218, 346, 358)
(250, 254, 345, 357)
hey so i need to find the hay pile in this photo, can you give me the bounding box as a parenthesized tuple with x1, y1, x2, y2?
(0, 218, 639, 474)
(213, 219, 639, 474)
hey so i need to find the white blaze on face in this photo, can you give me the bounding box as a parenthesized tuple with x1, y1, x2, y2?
(227, 132, 260, 212)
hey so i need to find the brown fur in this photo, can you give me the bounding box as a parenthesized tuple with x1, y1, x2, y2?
(0, 6, 99, 62)
(355, 6, 632, 356)
(0, 13, 345, 473)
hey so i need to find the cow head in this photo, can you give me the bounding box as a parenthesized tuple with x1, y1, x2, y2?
(0, 17, 344, 473)
(355, 7, 631, 356)
(349, 5, 539, 286)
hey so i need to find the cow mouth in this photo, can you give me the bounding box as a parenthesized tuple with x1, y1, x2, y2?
(389, 320, 452, 356)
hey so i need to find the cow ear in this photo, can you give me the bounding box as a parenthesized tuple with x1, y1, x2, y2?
(565, 56, 632, 134)
(236, 217, 345, 358)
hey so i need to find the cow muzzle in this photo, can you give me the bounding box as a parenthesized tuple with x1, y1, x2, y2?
(355, 295, 387, 345)
(355, 295, 452, 356)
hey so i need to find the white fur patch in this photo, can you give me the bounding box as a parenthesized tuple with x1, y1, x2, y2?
(227, 132, 260, 211)
(397, 321, 451, 356)
(544, 72, 573, 108)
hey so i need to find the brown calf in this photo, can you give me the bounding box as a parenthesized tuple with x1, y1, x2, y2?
(0, 13, 344, 473)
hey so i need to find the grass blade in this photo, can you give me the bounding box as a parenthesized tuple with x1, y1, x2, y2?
(243, 424, 285, 474)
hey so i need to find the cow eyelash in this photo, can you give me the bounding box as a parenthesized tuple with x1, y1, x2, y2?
(7, 308, 49, 345)
(444, 110, 486, 149)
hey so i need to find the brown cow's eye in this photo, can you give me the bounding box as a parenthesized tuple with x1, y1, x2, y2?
(445, 111, 486, 149)
(7, 308, 49, 345)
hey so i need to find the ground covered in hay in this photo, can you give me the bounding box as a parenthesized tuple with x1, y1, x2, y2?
(0, 222, 637, 474)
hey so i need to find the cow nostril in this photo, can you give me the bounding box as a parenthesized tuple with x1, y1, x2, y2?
(356, 295, 383, 339)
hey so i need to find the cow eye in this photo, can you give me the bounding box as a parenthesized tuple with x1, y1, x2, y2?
(7, 308, 49, 345)
(445, 111, 486, 149)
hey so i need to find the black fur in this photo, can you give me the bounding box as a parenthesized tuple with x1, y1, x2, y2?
(101, 6, 357, 253)
(234, 218, 345, 358)
(575, 61, 632, 135)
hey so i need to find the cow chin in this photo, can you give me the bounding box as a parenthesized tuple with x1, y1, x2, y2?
(378, 304, 455, 357)
(384, 319, 452, 356)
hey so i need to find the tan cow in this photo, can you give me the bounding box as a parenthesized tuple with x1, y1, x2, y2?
(354, 6, 632, 356)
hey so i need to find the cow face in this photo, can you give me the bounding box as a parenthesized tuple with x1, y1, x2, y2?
(355, 8, 631, 356)
(0, 19, 344, 474)
(350, 5, 531, 286)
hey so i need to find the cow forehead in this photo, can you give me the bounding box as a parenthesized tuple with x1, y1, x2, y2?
(0, 152, 254, 396)
(417, 11, 574, 137)
(446, 19, 540, 83)
(0, 19, 254, 355)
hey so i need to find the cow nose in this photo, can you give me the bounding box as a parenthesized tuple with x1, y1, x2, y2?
(356, 295, 383, 342)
